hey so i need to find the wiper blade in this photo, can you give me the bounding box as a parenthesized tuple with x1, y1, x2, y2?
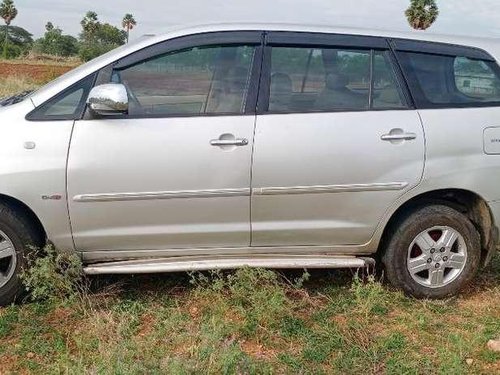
(0, 90, 33, 107)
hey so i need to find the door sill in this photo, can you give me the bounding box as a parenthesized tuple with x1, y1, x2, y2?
(83, 254, 375, 275)
(80, 244, 373, 263)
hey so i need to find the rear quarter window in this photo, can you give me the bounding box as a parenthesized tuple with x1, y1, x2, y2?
(398, 50, 500, 108)
(454, 57, 500, 101)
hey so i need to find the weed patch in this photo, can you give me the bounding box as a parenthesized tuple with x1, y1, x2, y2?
(21, 245, 86, 303)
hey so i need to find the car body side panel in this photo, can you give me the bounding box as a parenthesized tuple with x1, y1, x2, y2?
(0, 101, 74, 251)
(251, 110, 425, 246)
(358, 106, 500, 254)
(2, 25, 500, 260)
(67, 116, 255, 251)
(416, 107, 500, 203)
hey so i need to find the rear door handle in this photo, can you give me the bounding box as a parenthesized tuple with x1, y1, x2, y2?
(381, 132, 417, 141)
(210, 138, 249, 147)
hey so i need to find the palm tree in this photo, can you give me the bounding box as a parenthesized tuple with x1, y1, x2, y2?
(81, 11, 99, 37)
(122, 13, 137, 43)
(405, 0, 439, 31)
(0, 0, 18, 58)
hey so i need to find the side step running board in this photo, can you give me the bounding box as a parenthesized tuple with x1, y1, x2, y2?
(84, 255, 375, 275)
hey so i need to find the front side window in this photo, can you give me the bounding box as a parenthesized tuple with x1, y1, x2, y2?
(112, 45, 256, 116)
(398, 51, 500, 107)
(268, 46, 406, 113)
(27, 74, 95, 121)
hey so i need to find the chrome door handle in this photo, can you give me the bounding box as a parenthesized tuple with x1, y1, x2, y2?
(210, 138, 249, 147)
(381, 133, 417, 141)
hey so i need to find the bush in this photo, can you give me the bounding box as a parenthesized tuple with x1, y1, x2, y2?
(20, 244, 86, 303)
(78, 43, 116, 62)
(0, 42, 22, 59)
(190, 268, 300, 336)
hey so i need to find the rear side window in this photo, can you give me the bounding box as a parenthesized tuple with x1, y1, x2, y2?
(268, 47, 406, 113)
(112, 45, 256, 116)
(398, 51, 500, 108)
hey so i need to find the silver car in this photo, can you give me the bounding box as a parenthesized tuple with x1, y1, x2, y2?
(0, 23, 499, 304)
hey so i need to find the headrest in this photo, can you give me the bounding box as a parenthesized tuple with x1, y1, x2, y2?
(325, 73, 349, 90)
(271, 72, 293, 94)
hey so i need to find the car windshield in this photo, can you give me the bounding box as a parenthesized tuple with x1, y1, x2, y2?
(0, 90, 33, 107)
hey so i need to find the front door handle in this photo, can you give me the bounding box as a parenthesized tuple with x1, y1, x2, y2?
(210, 138, 249, 147)
(381, 129, 417, 142)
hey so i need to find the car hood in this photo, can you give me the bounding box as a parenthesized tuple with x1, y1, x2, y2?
(0, 97, 35, 119)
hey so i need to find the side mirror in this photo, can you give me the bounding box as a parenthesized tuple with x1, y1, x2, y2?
(87, 83, 128, 116)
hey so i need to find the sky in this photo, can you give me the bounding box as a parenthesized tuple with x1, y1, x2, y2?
(11, 0, 500, 40)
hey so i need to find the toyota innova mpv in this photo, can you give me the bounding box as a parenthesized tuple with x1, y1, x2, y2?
(0, 23, 499, 304)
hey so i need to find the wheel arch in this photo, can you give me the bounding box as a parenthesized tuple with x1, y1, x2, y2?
(378, 188, 497, 267)
(0, 194, 47, 246)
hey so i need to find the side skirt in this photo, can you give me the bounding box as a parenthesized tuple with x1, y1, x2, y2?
(80, 244, 375, 264)
(83, 254, 375, 275)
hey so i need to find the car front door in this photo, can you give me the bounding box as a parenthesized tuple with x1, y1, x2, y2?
(68, 32, 263, 253)
(251, 32, 425, 247)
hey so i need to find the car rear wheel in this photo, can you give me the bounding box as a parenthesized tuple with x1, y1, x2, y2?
(383, 204, 481, 299)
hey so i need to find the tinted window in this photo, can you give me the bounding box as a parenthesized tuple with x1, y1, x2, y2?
(373, 51, 407, 109)
(268, 47, 405, 113)
(112, 45, 256, 116)
(27, 74, 95, 121)
(398, 51, 500, 107)
(454, 57, 500, 101)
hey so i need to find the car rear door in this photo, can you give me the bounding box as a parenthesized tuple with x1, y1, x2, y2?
(251, 32, 425, 247)
(68, 32, 263, 252)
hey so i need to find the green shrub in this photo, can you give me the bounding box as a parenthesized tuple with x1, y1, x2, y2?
(0, 42, 22, 59)
(190, 267, 297, 336)
(20, 244, 86, 303)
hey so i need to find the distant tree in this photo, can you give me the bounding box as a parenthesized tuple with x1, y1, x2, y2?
(33, 22, 78, 57)
(80, 11, 99, 36)
(122, 13, 136, 43)
(79, 11, 126, 61)
(0, 0, 18, 58)
(405, 0, 439, 30)
(0, 25, 31, 58)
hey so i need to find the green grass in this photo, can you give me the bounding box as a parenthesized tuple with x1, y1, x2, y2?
(0, 255, 498, 374)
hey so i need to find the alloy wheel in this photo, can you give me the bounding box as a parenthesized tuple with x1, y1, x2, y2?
(407, 226, 467, 288)
(0, 230, 17, 288)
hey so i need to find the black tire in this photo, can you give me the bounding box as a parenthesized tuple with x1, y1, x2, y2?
(0, 204, 44, 306)
(382, 204, 481, 299)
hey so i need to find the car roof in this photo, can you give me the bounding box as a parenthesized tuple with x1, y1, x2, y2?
(30, 22, 500, 107)
(163, 22, 499, 48)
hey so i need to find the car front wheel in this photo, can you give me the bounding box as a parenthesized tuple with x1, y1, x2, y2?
(0, 204, 43, 306)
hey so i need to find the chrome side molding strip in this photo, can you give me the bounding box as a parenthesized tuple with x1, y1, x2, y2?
(253, 182, 408, 196)
(74, 182, 408, 203)
(84, 255, 375, 275)
(74, 188, 251, 203)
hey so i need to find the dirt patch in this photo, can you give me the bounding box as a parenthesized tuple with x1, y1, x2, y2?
(136, 313, 156, 338)
(0, 62, 74, 83)
(240, 339, 278, 360)
(0, 353, 21, 374)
